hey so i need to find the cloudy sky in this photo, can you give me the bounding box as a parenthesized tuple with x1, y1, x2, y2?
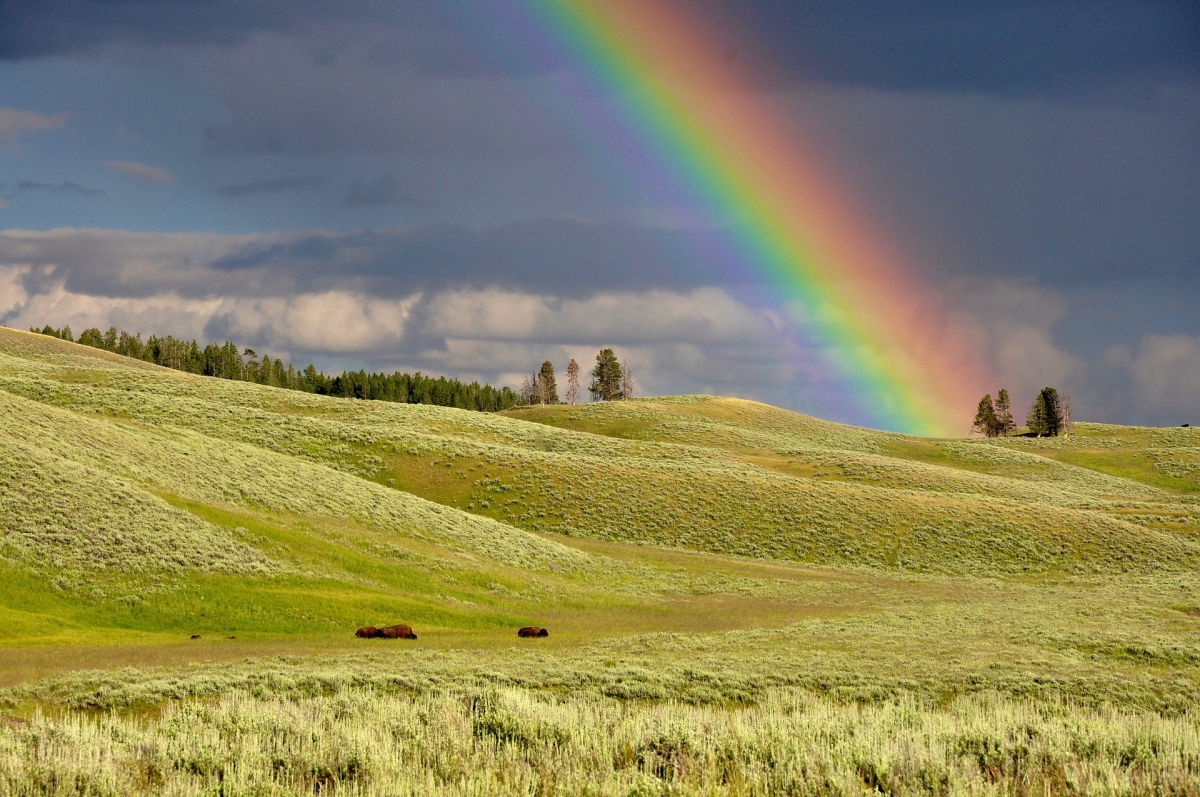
(1, 1, 1197, 429)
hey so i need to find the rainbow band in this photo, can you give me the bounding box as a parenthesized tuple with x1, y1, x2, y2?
(515, 1, 985, 436)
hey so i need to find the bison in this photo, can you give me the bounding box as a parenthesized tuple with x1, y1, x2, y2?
(517, 626, 549, 638)
(355, 626, 382, 638)
(379, 624, 418, 639)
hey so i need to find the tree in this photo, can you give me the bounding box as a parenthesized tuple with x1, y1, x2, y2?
(564, 359, 580, 405)
(1026, 387, 1063, 437)
(972, 394, 998, 437)
(1059, 389, 1073, 436)
(621, 358, 633, 400)
(994, 388, 1014, 437)
(537, 360, 558, 404)
(520, 371, 539, 405)
(589, 348, 623, 401)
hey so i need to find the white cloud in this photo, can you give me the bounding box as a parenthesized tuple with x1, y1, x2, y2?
(208, 292, 418, 354)
(104, 160, 176, 183)
(0, 267, 796, 403)
(0, 108, 66, 146)
(0, 266, 31, 317)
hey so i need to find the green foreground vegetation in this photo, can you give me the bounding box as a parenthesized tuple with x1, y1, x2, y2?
(0, 327, 1198, 794)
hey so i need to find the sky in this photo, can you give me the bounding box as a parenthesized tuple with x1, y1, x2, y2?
(0, 0, 1197, 430)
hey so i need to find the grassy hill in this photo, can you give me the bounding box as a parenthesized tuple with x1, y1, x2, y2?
(0, 326, 1198, 794)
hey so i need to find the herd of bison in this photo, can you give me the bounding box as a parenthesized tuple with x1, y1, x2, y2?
(353, 624, 549, 639)
(188, 624, 550, 640)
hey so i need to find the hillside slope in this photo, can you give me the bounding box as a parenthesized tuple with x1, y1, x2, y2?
(2, 327, 1200, 793)
(2, 327, 1197, 585)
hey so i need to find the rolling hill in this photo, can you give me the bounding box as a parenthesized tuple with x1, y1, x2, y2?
(0, 326, 1198, 794)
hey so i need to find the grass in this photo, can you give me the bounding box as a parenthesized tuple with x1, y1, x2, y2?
(0, 326, 1199, 793)
(5, 688, 1200, 795)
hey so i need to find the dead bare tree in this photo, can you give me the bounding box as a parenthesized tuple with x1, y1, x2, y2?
(520, 371, 539, 405)
(1060, 389, 1073, 436)
(621, 358, 633, 400)
(565, 358, 580, 405)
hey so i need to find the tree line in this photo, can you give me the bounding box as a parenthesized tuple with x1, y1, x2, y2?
(520, 348, 635, 405)
(973, 386, 1072, 437)
(30, 324, 520, 412)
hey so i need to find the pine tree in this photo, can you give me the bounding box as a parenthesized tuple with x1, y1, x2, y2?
(537, 360, 558, 404)
(589, 348, 622, 401)
(995, 388, 1014, 436)
(973, 394, 998, 437)
(565, 359, 580, 405)
(1026, 387, 1063, 437)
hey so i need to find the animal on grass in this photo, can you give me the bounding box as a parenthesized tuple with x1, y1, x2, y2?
(355, 624, 417, 638)
(190, 634, 201, 639)
(379, 624, 418, 639)
(517, 626, 549, 637)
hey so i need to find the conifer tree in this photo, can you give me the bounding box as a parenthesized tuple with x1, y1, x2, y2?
(537, 360, 558, 404)
(564, 359, 580, 405)
(973, 394, 998, 437)
(589, 348, 623, 401)
(995, 388, 1014, 437)
(1026, 387, 1063, 437)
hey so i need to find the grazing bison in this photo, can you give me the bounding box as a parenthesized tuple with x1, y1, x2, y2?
(379, 624, 418, 639)
(190, 634, 201, 639)
(355, 626, 382, 638)
(517, 626, 549, 638)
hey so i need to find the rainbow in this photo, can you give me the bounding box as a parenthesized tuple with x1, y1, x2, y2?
(506, 1, 987, 435)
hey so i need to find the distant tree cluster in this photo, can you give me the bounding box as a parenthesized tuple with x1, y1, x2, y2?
(32, 324, 520, 412)
(1026, 386, 1073, 438)
(972, 388, 1015, 437)
(519, 348, 636, 405)
(972, 385, 1073, 438)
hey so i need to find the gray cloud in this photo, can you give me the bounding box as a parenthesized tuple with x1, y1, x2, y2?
(1104, 335, 1200, 425)
(198, 32, 566, 158)
(342, 175, 424, 208)
(0, 221, 717, 301)
(215, 175, 329, 197)
(16, 181, 102, 196)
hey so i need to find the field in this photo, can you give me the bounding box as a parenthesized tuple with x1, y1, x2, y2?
(0, 326, 1198, 794)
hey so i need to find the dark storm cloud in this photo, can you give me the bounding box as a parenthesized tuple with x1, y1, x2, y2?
(215, 175, 329, 197)
(0, 0, 294, 59)
(0, 0, 530, 76)
(0, 218, 718, 301)
(699, 0, 1199, 95)
(4, 1, 1194, 96)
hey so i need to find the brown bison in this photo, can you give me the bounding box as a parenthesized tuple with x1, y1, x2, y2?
(517, 626, 549, 637)
(355, 626, 382, 638)
(379, 624, 418, 639)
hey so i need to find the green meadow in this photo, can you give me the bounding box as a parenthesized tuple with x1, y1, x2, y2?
(0, 326, 1198, 794)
